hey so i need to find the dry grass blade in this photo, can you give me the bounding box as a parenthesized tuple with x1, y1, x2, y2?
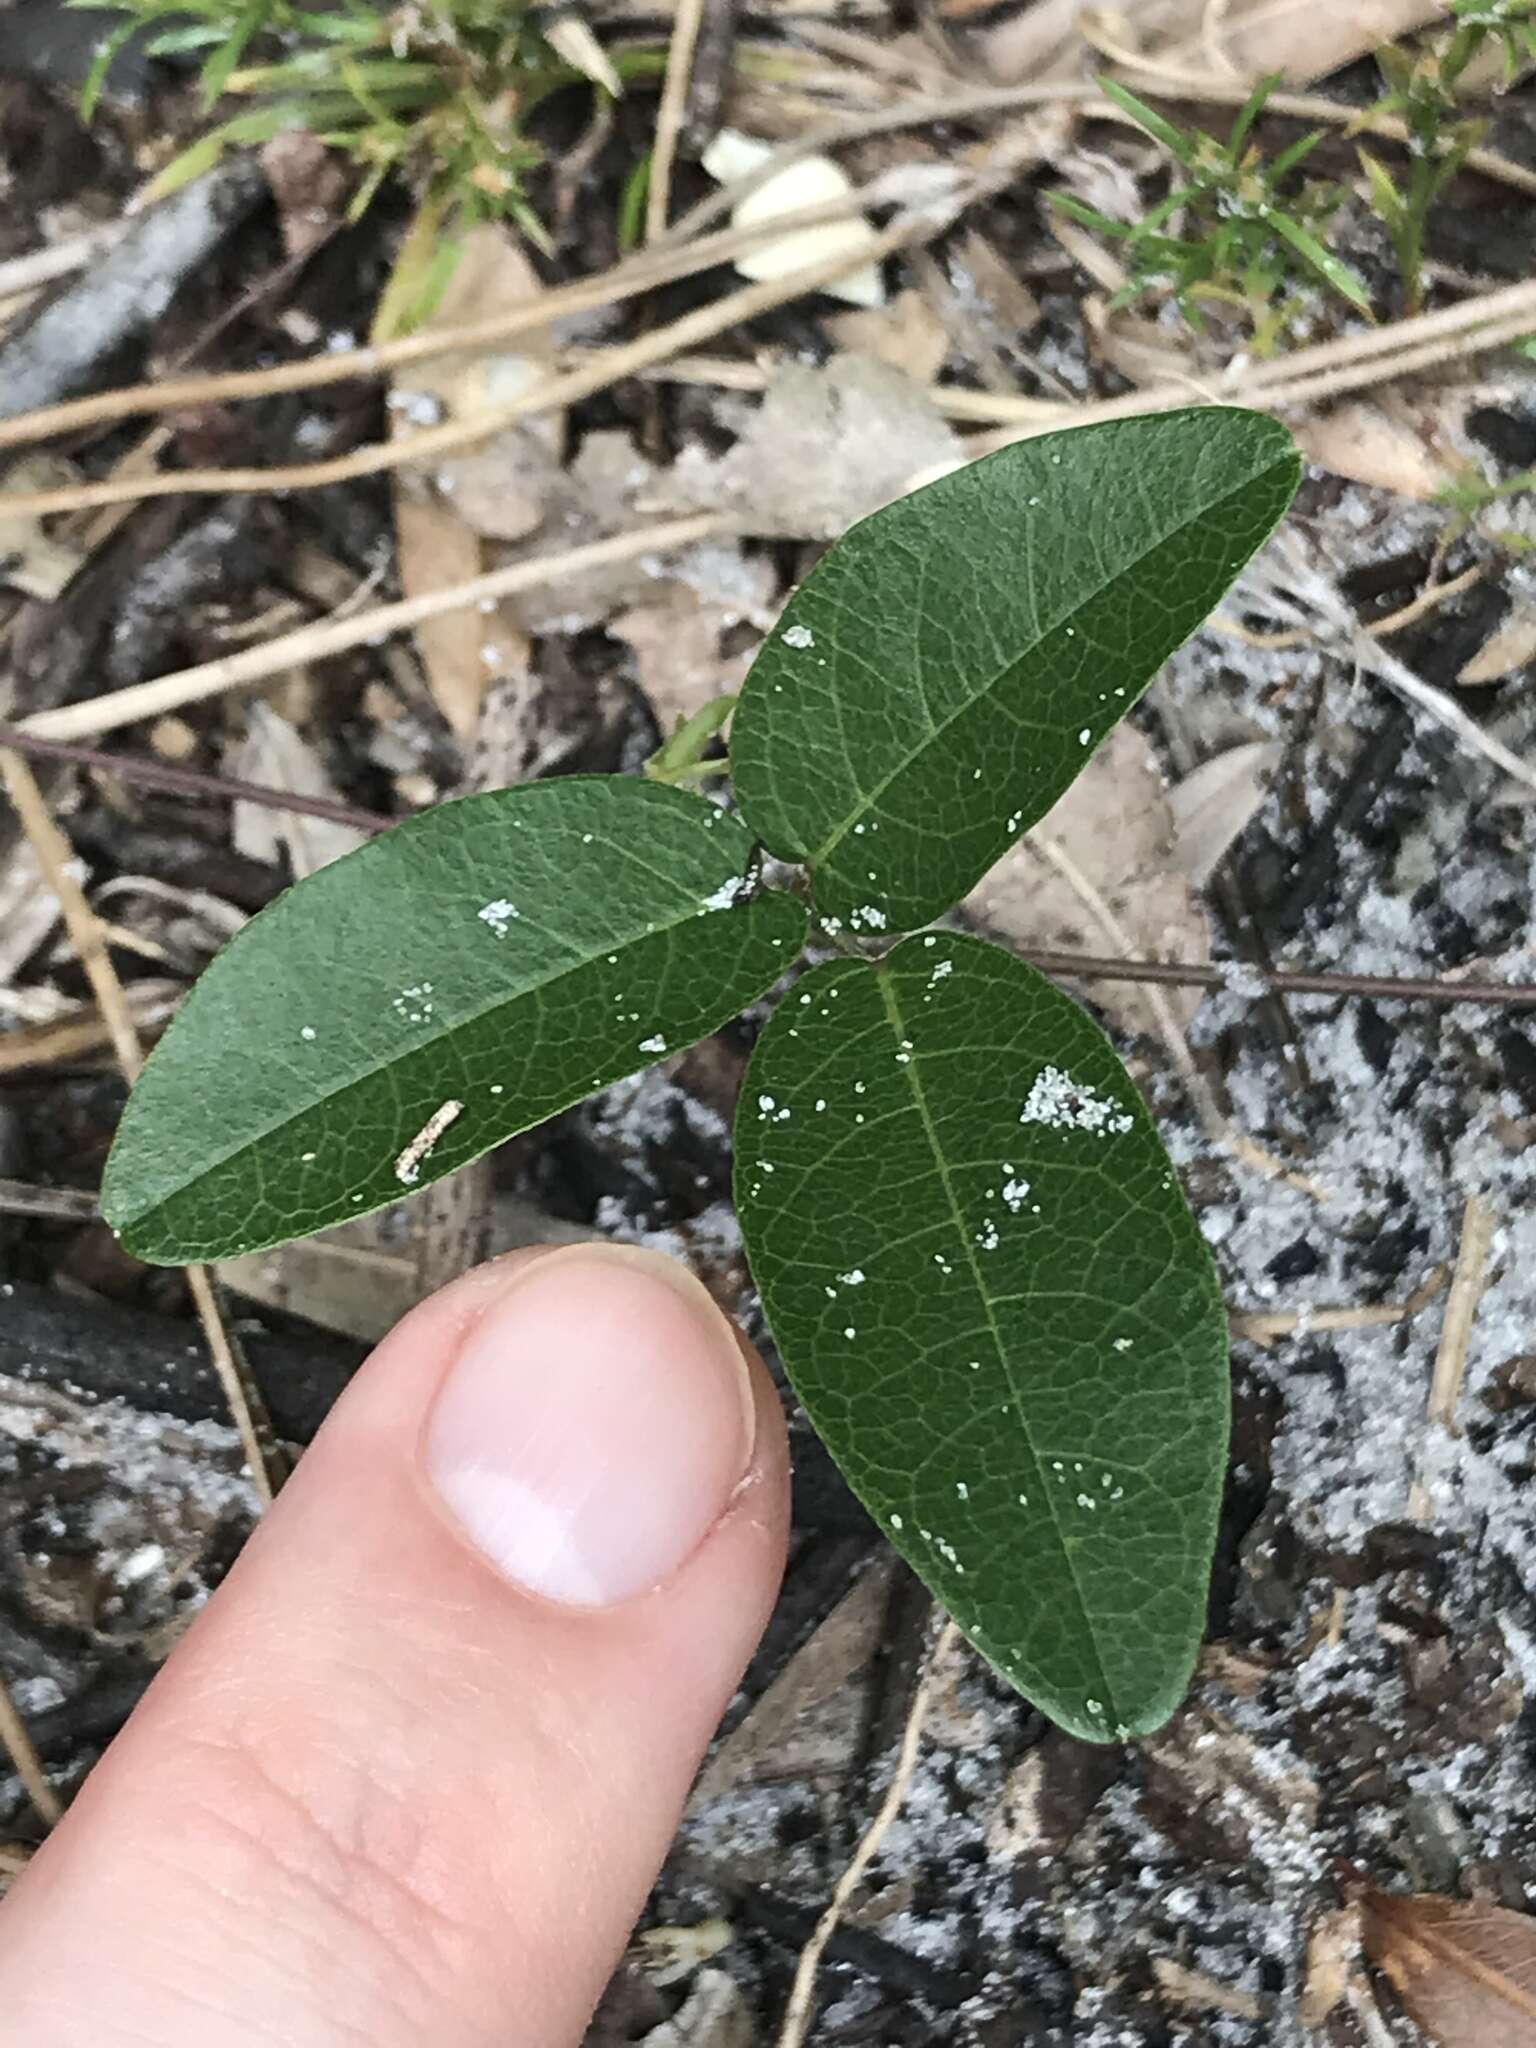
(648, 0, 707, 240)
(0, 223, 128, 307)
(18, 513, 727, 742)
(1428, 1194, 1495, 1433)
(1030, 830, 1327, 1199)
(1231, 1268, 1446, 1346)
(0, 184, 927, 456)
(1242, 541, 1536, 802)
(776, 1618, 960, 2048)
(0, 1671, 62, 1827)
(0, 984, 182, 1075)
(0, 208, 952, 518)
(1363, 1887, 1536, 2044)
(1411, 1193, 1495, 1518)
(0, 750, 281, 1501)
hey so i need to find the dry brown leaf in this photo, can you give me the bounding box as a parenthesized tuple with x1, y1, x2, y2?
(1293, 404, 1443, 500)
(965, 721, 1211, 1032)
(1151, 1958, 1261, 2020)
(612, 586, 756, 728)
(230, 702, 369, 877)
(611, 545, 777, 729)
(1363, 1887, 1536, 2045)
(974, 0, 1444, 91)
(1167, 740, 1280, 888)
(1302, 1907, 1359, 2030)
(686, 1560, 895, 1815)
(390, 480, 527, 741)
(951, 229, 1042, 343)
(221, 1197, 595, 1341)
(662, 356, 960, 538)
(259, 132, 349, 259)
(1459, 603, 1536, 686)
(388, 226, 556, 739)
(1163, 0, 1447, 83)
(826, 289, 950, 384)
(419, 227, 561, 544)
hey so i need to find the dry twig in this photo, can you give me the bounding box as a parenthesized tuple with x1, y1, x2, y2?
(0, 750, 281, 1500)
(0, 1674, 62, 1829)
(0, 723, 391, 834)
(1410, 1193, 1495, 1519)
(1243, 540, 1536, 800)
(1428, 1197, 1496, 1435)
(17, 514, 726, 741)
(0, 183, 934, 457)
(1232, 1269, 1447, 1346)
(776, 1618, 960, 2048)
(1215, 562, 1487, 652)
(1032, 832, 1328, 1198)
(648, 0, 708, 241)
(0, 204, 956, 518)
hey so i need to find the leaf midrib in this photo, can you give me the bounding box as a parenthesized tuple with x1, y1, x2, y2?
(874, 957, 1119, 1728)
(806, 455, 1290, 876)
(117, 883, 772, 1234)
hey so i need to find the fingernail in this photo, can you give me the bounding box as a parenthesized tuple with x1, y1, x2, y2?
(423, 1245, 755, 1607)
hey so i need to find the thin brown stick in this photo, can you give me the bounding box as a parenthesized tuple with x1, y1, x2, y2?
(3, 72, 1523, 454)
(19, 514, 727, 742)
(7, 718, 1536, 1012)
(1215, 562, 1487, 652)
(1031, 831, 1328, 1198)
(0, 750, 280, 1502)
(776, 1618, 960, 2048)
(0, 1673, 62, 1828)
(0, 68, 1530, 460)
(0, 724, 393, 834)
(0, 222, 128, 307)
(1022, 950, 1536, 1009)
(662, 73, 1536, 252)
(1427, 1193, 1495, 1434)
(0, 1178, 99, 1220)
(0, 984, 182, 1076)
(1231, 1269, 1447, 1345)
(961, 303, 1536, 464)
(648, 0, 708, 241)
(2, 754, 142, 1077)
(1411, 1192, 1495, 1518)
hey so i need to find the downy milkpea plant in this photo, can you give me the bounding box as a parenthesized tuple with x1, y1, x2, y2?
(103, 407, 1301, 1742)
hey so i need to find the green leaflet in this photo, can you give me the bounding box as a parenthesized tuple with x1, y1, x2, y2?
(103, 777, 805, 1262)
(731, 407, 1300, 934)
(735, 932, 1229, 1740)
